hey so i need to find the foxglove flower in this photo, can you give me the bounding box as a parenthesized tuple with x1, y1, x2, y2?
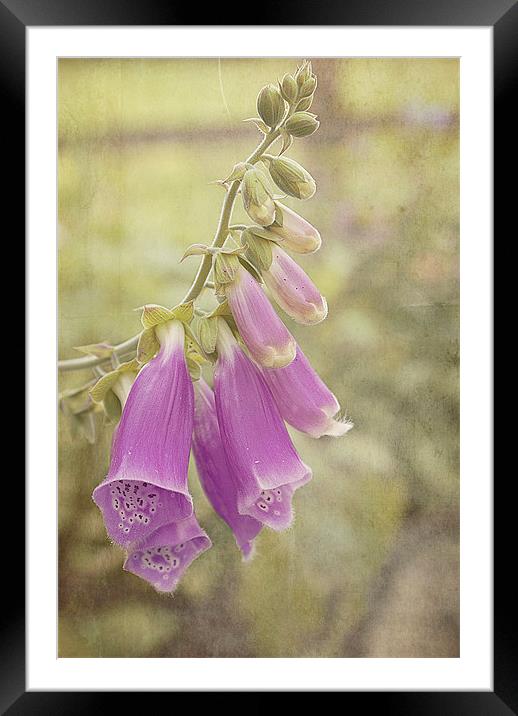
(193, 378, 262, 559)
(262, 345, 353, 438)
(214, 319, 312, 530)
(263, 243, 328, 325)
(123, 514, 211, 593)
(267, 203, 321, 254)
(93, 319, 195, 548)
(225, 264, 296, 368)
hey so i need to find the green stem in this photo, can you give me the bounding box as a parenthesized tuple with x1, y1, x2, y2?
(58, 127, 281, 373)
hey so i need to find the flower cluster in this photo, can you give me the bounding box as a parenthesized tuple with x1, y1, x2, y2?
(65, 61, 352, 593)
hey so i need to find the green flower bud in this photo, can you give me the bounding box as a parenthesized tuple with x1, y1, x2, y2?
(242, 167, 276, 225)
(257, 84, 286, 128)
(296, 96, 313, 112)
(280, 73, 298, 103)
(285, 112, 320, 138)
(266, 156, 316, 200)
(295, 60, 312, 87)
(300, 75, 317, 98)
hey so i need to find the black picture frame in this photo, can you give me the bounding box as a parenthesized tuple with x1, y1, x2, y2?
(10, 0, 502, 711)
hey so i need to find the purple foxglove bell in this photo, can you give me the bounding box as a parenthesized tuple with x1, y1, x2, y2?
(268, 203, 321, 254)
(193, 378, 262, 560)
(262, 345, 353, 438)
(225, 264, 296, 368)
(214, 320, 312, 530)
(124, 514, 211, 593)
(93, 319, 195, 548)
(263, 244, 328, 325)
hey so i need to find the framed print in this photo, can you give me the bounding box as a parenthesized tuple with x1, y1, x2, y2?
(10, 0, 504, 710)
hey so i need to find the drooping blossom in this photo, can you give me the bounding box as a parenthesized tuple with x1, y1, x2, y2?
(92, 319, 195, 548)
(225, 264, 296, 369)
(262, 243, 328, 325)
(261, 345, 353, 438)
(267, 203, 321, 254)
(192, 378, 262, 560)
(214, 319, 312, 530)
(123, 514, 211, 593)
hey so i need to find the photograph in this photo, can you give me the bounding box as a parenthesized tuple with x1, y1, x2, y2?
(57, 56, 460, 659)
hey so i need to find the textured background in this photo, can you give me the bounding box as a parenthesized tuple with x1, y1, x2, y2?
(58, 58, 459, 658)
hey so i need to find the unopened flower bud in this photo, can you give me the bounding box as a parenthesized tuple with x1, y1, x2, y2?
(300, 75, 317, 98)
(285, 111, 320, 138)
(266, 156, 316, 200)
(263, 243, 328, 324)
(242, 166, 276, 226)
(257, 84, 286, 128)
(295, 60, 312, 87)
(296, 96, 313, 112)
(224, 266, 296, 369)
(267, 203, 321, 254)
(280, 73, 298, 103)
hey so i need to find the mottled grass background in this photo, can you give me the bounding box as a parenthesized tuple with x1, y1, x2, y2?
(58, 58, 459, 658)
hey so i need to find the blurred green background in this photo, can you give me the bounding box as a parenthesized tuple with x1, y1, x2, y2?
(58, 58, 459, 658)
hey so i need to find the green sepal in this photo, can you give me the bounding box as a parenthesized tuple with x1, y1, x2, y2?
(139, 301, 194, 329)
(198, 316, 219, 355)
(183, 323, 205, 358)
(274, 203, 284, 227)
(206, 299, 232, 318)
(89, 358, 139, 403)
(89, 371, 120, 403)
(243, 224, 276, 240)
(213, 252, 241, 291)
(242, 229, 273, 271)
(137, 327, 160, 363)
(222, 161, 248, 183)
(172, 301, 195, 324)
(186, 356, 202, 381)
(278, 128, 294, 156)
(103, 389, 122, 424)
(238, 255, 263, 284)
